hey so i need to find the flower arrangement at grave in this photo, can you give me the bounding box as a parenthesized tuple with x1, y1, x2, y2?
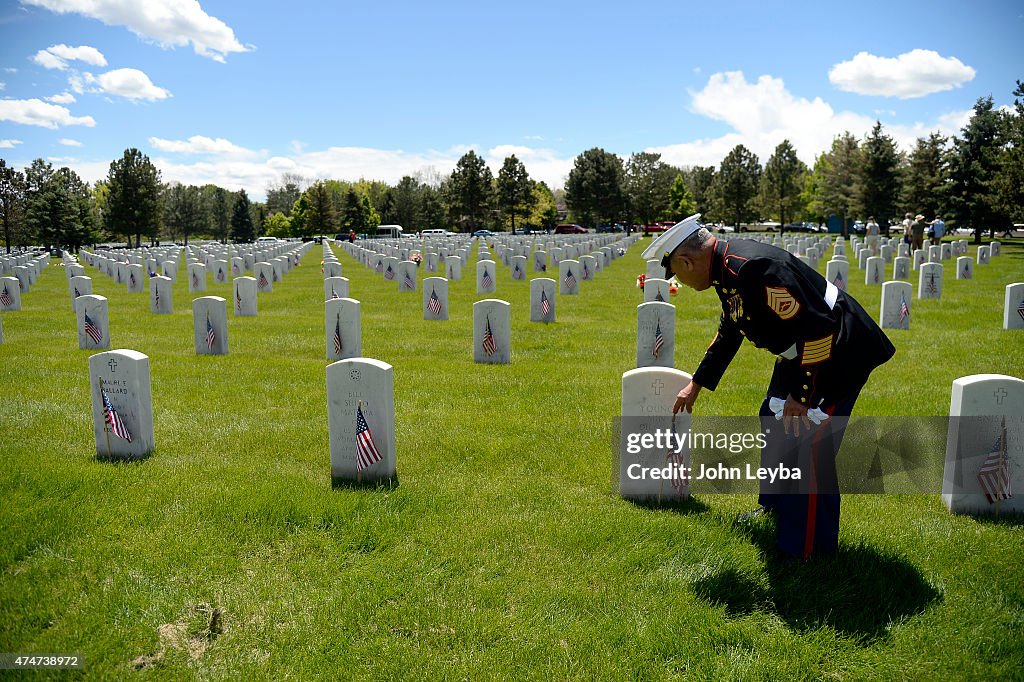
(410, 252, 423, 267)
(636, 274, 647, 290)
(669, 283, 679, 296)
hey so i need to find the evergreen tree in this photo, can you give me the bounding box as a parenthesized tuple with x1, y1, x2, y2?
(710, 145, 761, 231)
(0, 159, 27, 253)
(947, 96, 1007, 241)
(105, 148, 161, 247)
(901, 133, 946, 223)
(445, 150, 493, 231)
(856, 123, 902, 233)
(761, 140, 807, 232)
(565, 148, 625, 228)
(496, 155, 535, 233)
(230, 189, 256, 242)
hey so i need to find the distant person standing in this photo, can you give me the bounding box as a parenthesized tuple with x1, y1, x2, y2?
(911, 214, 927, 251)
(902, 212, 914, 245)
(929, 216, 945, 246)
(348, 230, 355, 243)
(866, 216, 880, 255)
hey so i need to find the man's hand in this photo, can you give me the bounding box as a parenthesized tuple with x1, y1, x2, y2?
(782, 394, 811, 437)
(673, 381, 702, 414)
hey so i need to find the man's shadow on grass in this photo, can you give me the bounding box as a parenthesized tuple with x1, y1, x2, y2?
(627, 495, 709, 515)
(691, 519, 942, 643)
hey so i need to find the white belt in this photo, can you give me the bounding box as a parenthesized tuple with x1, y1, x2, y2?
(777, 282, 840, 361)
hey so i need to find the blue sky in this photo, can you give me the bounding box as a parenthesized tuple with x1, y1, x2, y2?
(1, 0, 1021, 200)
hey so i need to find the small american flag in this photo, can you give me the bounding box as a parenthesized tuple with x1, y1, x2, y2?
(403, 270, 415, 290)
(834, 270, 844, 290)
(899, 291, 910, 323)
(513, 263, 521, 279)
(258, 271, 269, 290)
(873, 266, 880, 284)
(564, 269, 576, 290)
(154, 284, 161, 308)
(653, 318, 664, 359)
(74, 286, 81, 298)
(333, 314, 343, 355)
(129, 271, 136, 288)
(583, 261, 590, 280)
(961, 263, 970, 279)
(481, 269, 492, 289)
(655, 290, 664, 302)
(540, 263, 546, 272)
(192, 272, 199, 288)
(540, 289, 551, 319)
(235, 287, 242, 312)
(1018, 299, 1024, 322)
(355, 404, 383, 472)
(427, 288, 442, 316)
(217, 268, 224, 282)
(375, 260, 384, 273)
(448, 265, 454, 279)
(0, 285, 12, 307)
(102, 388, 132, 442)
(330, 286, 340, 300)
(977, 430, 1011, 504)
(384, 264, 395, 280)
(205, 313, 216, 349)
(482, 315, 497, 356)
(925, 272, 937, 294)
(84, 310, 102, 344)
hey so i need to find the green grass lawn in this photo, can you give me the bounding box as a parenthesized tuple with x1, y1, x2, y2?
(1, 235, 1022, 679)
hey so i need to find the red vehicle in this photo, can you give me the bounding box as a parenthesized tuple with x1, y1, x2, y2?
(554, 224, 587, 234)
(644, 221, 676, 234)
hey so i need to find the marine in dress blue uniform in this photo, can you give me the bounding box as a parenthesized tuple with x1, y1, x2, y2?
(644, 215, 895, 559)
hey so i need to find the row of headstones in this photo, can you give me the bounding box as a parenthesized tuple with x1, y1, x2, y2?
(0, 253, 50, 341)
(88, 343, 1020, 506)
(85, 348, 397, 484)
(617, 366, 1023, 517)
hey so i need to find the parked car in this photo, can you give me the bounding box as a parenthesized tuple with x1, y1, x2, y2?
(472, 229, 494, 238)
(851, 221, 866, 234)
(554, 224, 587, 234)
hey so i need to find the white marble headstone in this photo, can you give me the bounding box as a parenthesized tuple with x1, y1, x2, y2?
(864, 257, 884, 285)
(533, 250, 547, 273)
(928, 245, 941, 263)
(912, 249, 925, 270)
(977, 246, 990, 265)
(254, 262, 273, 293)
(560, 260, 580, 295)
(193, 296, 228, 355)
(233, 276, 257, 316)
(69, 275, 92, 310)
(231, 257, 243, 276)
(126, 265, 144, 293)
(918, 262, 942, 300)
(637, 301, 675, 368)
(893, 256, 910, 280)
(188, 263, 207, 293)
(76, 294, 110, 349)
(956, 256, 973, 280)
(150, 275, 173, 313)
(324, 276, 349, 301)
(397, 260, 418, 292)
(161, 260, 178, 282)
(382, 257, 399, 282)
(825, 260, 849, 291)
(643, 278, 671, 303)
(530, 278, 556, 323)
(213, 260, 229, 284)
(880, 281, 911, 330)
(324, 261, 342, 278)
(476, 260, 497, 294)
(1004, 283, 1024, 331)
(422, 277, 448, 321)
(474, 299, 511, 364)
(445, 256, 462, 281)
(942, 374, 1023, 515)
(326, 297, 361, 361)
(645, 259, 663, 281)
(327, 358, 396, 484)
(619, 367, 693, 501)
(511, 255, 527, 280)
(89, 349, 154, 460)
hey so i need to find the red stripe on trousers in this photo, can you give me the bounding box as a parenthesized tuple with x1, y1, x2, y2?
(803, 404, 838, 559)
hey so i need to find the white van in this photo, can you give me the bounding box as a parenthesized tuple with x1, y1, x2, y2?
(421, 229, 445, 237)
(375, 225, 404, 239)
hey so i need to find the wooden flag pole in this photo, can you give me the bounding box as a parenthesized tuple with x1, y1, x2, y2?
(997, 416, 1007, 517)
(98, 377, 111, 458)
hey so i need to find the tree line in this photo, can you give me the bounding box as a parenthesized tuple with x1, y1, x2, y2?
(2, 83, 1021, 253)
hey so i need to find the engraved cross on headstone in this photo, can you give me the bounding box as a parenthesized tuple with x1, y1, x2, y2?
(108, 359, 118, 373)
(652, 380, 665, 396)
(994, 388, 1008, 405)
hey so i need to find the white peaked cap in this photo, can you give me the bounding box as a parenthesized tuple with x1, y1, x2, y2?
(640, 214, 704, 261)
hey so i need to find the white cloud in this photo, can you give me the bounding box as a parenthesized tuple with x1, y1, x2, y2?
(0, 98, 96, 128)
(32, 43, 107, 70)
(829, 49, 975, 99)
(59, 137, 82, 146)
(46, 92, 76, 103)
(647, 70, 967, 169)
(47, 155, 78, 163)
(21, 0, 251, 62)
(3, 68, 17, 74)
(89, 68, 170, 101)
(149, 134, 255, 156)
(0, 139, 24, 148)
(0, 82, 5, 91)
(483, 144, 573, 188)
